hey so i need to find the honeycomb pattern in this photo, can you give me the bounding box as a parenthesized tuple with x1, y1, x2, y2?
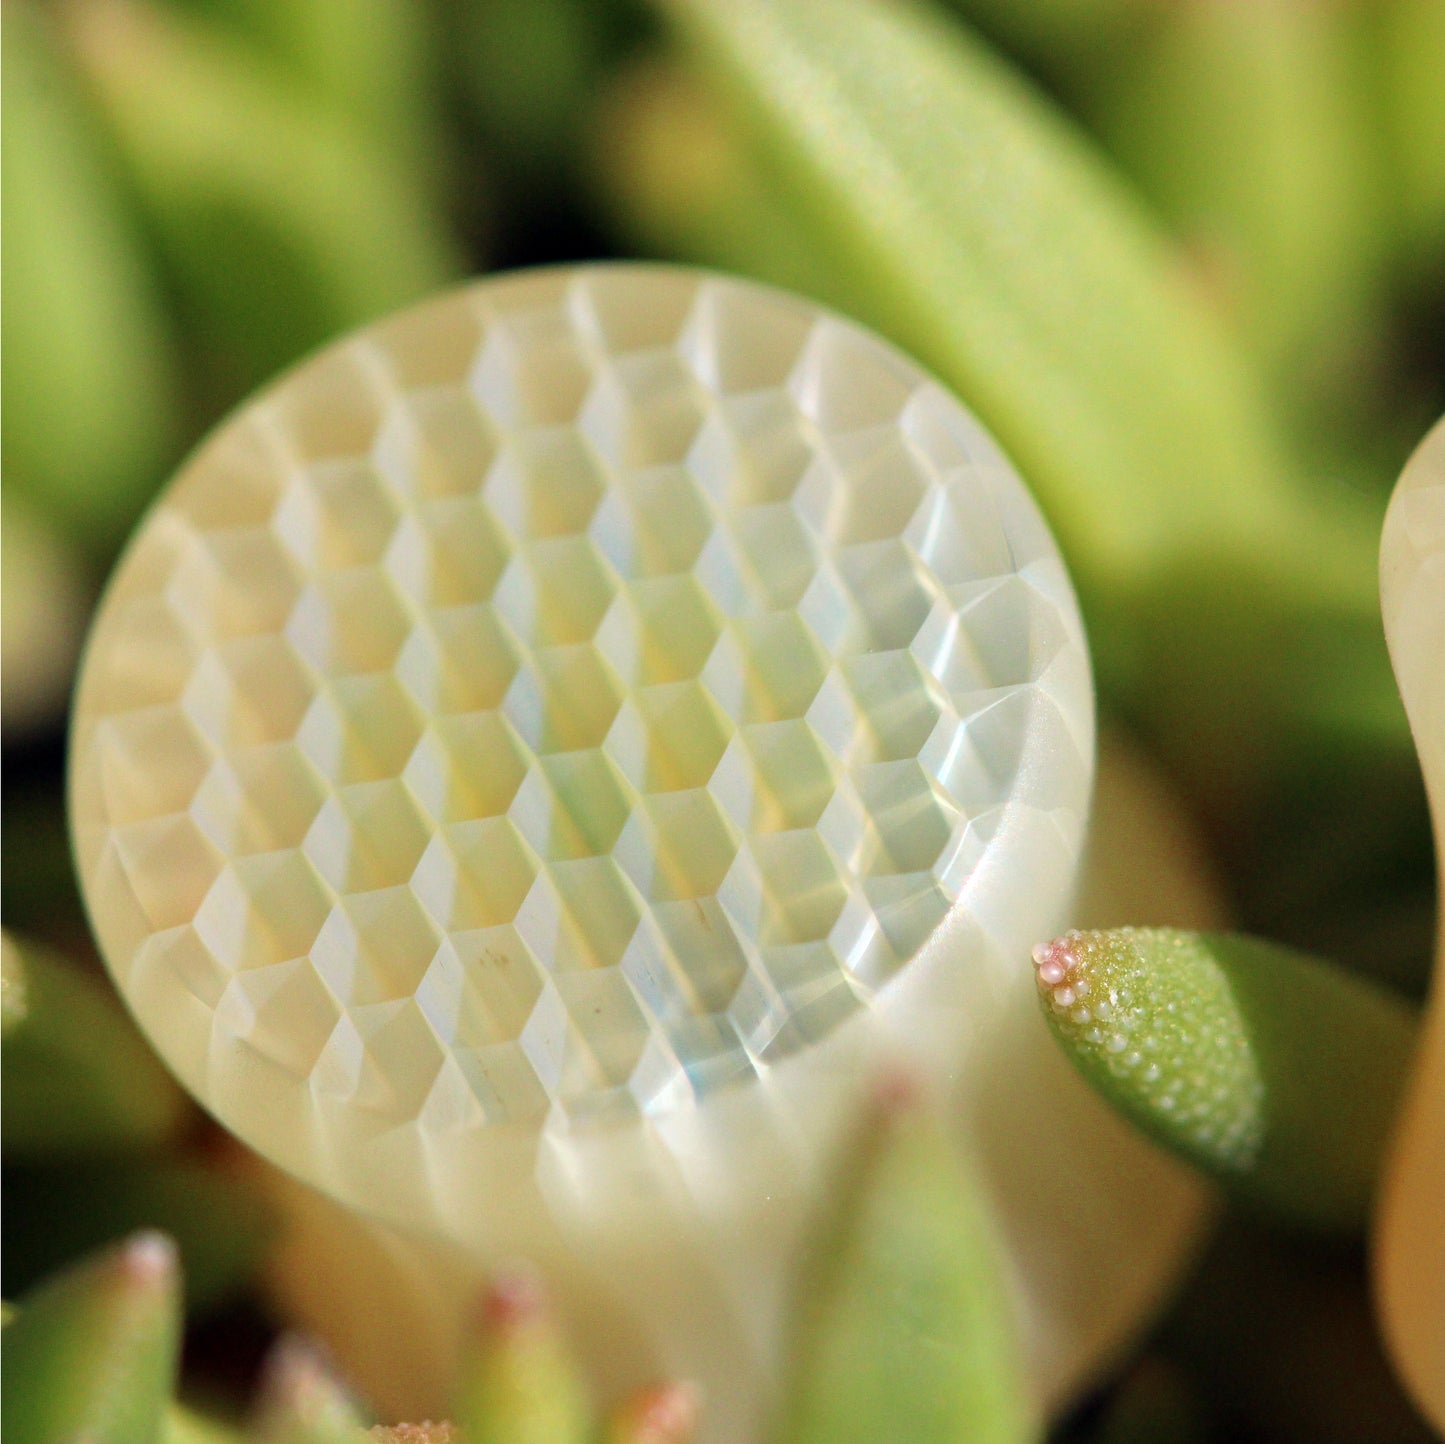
(71, 264, 1090, 1171)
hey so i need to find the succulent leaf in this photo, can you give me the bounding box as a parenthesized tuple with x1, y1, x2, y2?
(1034, 927, 1418, 1231)
(604, 1383, 700, 1444)
(774, 1081, 1035, 1444)
(1, 1231, 183, 1444)
(1, 932, 191, 1158)
(452, 1274, 592, 1444)
(633, 0, 1405, 797)
(252, 1337, 369, 1444)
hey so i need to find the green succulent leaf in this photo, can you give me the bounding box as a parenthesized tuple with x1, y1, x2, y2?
(164, 1401, 245, 1444)
(1, 932, 191, 1158)
(251, 1337, 368, 1444)
(775, 1082, 1035, 1444)
(1033, 927, 1418, 1231)
(624, 0, 1404, 796)
(1, 0, 181, 546)
(604, 1383, 700, 1444)
(452, 1274, 592, 1444)
(1, 1231, 183, 1444)
(62, 0, 464, 403)
(1084, 0, 1389, 417)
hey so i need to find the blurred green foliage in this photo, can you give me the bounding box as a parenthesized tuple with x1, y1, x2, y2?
(2, 0, 1441, 1437)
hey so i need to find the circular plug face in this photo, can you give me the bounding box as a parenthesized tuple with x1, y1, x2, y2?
(70, 265, 1093, 1241)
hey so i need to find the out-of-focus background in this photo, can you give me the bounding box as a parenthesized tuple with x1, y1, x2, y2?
(3, 0, 1442, 1438)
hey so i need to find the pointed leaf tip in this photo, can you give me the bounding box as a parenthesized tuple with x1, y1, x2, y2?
(775, 1078, 1033, 1444)
(606, 1382, 700, 1444)
(253, 1335, 365, 1443)
(1034, 927, 1417, 1231)
(2, 1230, 182, 1444)
(454, 1271, 591, 1444)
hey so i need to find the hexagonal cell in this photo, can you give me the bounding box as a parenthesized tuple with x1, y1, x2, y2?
(507, 765, 590, 864)
(957, 684, 1050, 802)
(662, 1013, 754, 1096)
(273, 459, 400, 573)
(689, 523, 752, 620)
(369, 287, 487, 390)
(421, 929, 546, 1048)
(93, 706, 214, 828)
(614, 790, 740, 904)
(503, 645, 623, 755)
(182, 635, 314, 751)
(644, 897, 750, 1017)
(410, 819, 539, 933)
(417, 1055, 491, 1134)
(826, 890, 905, 991)
(285, 569, 412, 676)
(569, 267, 698, 355)
(512, 869, 597, 976)
(862, 869, 952, 964)
(790, 451, 849, 547)
(853, 760, 960, 877)
(814, 776, 879, 877)
(297, 675, 424, 785)
(472, 308, 592, 429)
(266, 342, 388, 464)
(635, 575, 725, 685)
(909, 595, 994, 699)
(192, 849, 333, 974)
(960, 575, 1076, 689)
(588, 464, 715, 581)
(303, 779, 432, 894)
(750, 831, 849, 946)
(88, 596, 201, 714)
(452, 1040, 549, 1124)
(215, 957, 341, 1079)
(494, 536, 616, 649)
(111, 814, 225, 934)
(383, 497, 510, 609)
(394, 604, 519, 715)
(345, 998, 448, 1122)
(604, 682, 730, 794)
(841, 651, 944, 763)
(796, 558, 870, 659)
(679, 281, 815, 395)
(403, 713, 529, 824)
(580, 351, 709, 470)
(166, 413, 291, 532)
(534, 967, 654, 1103)
(917, 709, 1007, 812)
(739, 720, 840, 832)
(788, 320, 916, 432)
(179, 525, 303, 640)
(549, 857, 643, 971)
(704, 614, 828, 725)
(728, 503, 818, 610)
(484, 430, 607, 541)
(799, 667, 873, 771)
(373, 385, 497, 501)
(753, 942, 861, 1056)
(537, 750, 632, 856)
(687, 392, 816, 511)
(904, 476, 1011, 587)
(190, 746, 326, 857)
(831, 430, 932, 547)
(311, 887, 441, 1007)
(835, 539, 935, 652)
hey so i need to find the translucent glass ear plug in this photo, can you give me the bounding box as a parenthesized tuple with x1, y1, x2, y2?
(70, 265, 1201, 1436)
